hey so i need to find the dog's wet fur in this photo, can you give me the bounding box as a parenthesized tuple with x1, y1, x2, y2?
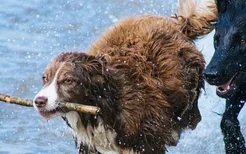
(204, 0, 246, 153)
(34, 0, 217, 153)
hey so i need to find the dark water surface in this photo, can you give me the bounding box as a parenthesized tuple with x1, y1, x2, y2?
(0, 1, 175, 153)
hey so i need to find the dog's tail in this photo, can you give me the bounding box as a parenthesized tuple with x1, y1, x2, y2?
(171, 0, 217, 39)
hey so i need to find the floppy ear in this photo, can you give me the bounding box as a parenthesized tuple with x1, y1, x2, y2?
(216, 0, 229, 13)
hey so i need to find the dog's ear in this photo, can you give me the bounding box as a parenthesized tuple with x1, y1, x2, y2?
(216, 0, 229, 13)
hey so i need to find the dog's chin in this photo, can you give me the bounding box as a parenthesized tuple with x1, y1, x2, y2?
(38, 109, 61, 120)
(216, 72, 245, 98)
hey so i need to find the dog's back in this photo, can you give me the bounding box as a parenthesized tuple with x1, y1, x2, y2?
(84, 0, 217, 153)
(89, 14, 204, 128)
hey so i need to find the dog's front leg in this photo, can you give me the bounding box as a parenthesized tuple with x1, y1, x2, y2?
(221, 96, 246, 154)
(78, 142, 101, 154)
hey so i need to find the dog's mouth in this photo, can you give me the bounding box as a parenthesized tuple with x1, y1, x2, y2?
(38, 107, 66, 120)
(39, 109, 57, 119)
(216, 72, 242, 97)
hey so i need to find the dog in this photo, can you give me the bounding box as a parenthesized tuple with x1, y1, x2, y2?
(33, 0, 216, 153)
(204, 0, 246, 153)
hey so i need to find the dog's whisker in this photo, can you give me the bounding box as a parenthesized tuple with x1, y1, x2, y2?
(211, 111, 223, 116)
(57, 106, 66, 114)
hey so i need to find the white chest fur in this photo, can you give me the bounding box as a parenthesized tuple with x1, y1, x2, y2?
(64, 111, 136, 154)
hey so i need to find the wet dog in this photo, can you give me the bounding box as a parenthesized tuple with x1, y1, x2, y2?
(34, 0, 216, 153)
(204, 0, 246, 153)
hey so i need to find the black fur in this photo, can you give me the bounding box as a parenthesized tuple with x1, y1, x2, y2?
(204, 0, 246, 153)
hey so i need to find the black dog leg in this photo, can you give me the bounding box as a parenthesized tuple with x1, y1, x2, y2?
(221, 97, 246, 154)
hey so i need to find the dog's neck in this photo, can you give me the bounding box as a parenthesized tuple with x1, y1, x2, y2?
(61, 68, 124, 152)
(62, 111, 118, 153)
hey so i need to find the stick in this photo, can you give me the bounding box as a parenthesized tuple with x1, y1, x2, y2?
(0, 93, 100, 115)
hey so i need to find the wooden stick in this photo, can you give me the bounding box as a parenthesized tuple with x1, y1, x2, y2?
(0, 93, 100, 115)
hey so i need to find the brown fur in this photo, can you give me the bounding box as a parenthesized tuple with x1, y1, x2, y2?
(35, 0, 217, 153)
(87, 15, 205, 150)
(171, 0, 217, 39)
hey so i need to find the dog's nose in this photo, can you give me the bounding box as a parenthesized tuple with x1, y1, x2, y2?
(203, 69, 220, 85)
(34, 96, 48, 108)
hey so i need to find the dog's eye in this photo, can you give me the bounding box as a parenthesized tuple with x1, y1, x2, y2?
(209, 20, 217, 27)
(64, 79, 73, 84)
(240, 39, 246, 45)
(42, 76, 48, 83)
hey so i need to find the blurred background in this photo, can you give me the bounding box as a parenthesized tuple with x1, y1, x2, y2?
(0, 0, 245, 154)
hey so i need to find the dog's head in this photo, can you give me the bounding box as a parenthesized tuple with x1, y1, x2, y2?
(204, 0, 246, 98)
(33, 52, 109, 119)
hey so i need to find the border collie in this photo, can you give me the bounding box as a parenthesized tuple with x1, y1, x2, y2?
(34, 0, 217, 153)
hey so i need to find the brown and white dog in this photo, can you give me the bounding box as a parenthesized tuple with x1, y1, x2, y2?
(33, 0, 217, 153)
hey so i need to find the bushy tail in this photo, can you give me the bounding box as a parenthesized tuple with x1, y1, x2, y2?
(171, 0, 217, 39)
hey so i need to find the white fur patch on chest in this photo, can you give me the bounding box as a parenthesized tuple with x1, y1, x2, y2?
(64, 111, 137, 154)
